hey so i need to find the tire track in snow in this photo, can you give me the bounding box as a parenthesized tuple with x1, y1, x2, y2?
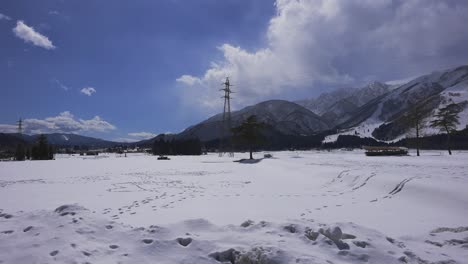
(377, 177, 420, 201)
(387, 177, 416, 196)
(323, 170, 350, 187)
(352, 172, 377, 191)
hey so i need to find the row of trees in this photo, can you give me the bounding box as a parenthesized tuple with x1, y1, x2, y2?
(15, 135, 54, 161)
(150, 115, 266, 159)
(152, 138, 202, 156)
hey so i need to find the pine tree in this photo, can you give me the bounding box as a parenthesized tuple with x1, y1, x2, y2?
(48, 145, 54, 160)
(430, 103, 463, 155)
(231, 115, 265, 159)
(31, 134, 54, 160)
(14, 143, 26, 161)
(25, 147, 31, 160)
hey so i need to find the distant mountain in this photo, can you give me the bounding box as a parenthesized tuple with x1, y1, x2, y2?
(337, 65, 468, 141)
(178, 100, 330, 142)
(295, 88, 356, 115)
(320, 99, 359, 126)
(296, 81, 393, 126)
(43, 133, 119, 147)
(0, 133, 120, 149)
(296, 82, 392, 115)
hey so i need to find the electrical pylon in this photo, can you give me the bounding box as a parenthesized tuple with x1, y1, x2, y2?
(219, 77, 234, 157)
(17, 118, 23, 135)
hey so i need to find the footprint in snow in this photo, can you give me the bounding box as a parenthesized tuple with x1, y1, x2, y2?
(142, 239, 154, 244)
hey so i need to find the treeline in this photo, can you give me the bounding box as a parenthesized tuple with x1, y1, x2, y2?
(321, 128, 468, 150)
(152, 138, 202, 155)
(15, 135, 54, 161)
(204, 126, 329, 152)
(397, 129, 468, 150)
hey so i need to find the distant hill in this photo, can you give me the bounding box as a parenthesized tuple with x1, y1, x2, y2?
(177, 100, 330, 142)
(0, 133, 120, 149)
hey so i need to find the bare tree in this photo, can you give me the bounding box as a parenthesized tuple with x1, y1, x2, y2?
(430, 103, 463, 155)
(403, 104, 429, 156)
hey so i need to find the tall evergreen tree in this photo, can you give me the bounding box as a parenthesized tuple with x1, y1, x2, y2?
(14, 143, 26, 161)
(231, 115, 265, 159)
(430, 103, 463, 155)
(31, 134, 54, 160)
(25, 147, 31, 160)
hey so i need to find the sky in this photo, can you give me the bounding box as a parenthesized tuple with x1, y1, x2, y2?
(1, 0, 468, 141)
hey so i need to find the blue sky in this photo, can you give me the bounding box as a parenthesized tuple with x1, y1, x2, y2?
(0, 0, 274, 141)
(1, 0, 468, 141)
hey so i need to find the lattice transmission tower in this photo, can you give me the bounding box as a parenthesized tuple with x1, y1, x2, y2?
(219, 77, 234, 157)
(17, 118, 23, 135)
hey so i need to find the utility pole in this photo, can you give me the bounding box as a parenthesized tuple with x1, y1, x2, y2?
(219, 77, 234, 157)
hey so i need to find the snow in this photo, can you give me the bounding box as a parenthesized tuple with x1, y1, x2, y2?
(323, 123, 384, 143)
(421, 79, 468, 136)
(324, 66, 468, 142)
(1, 151, 468, 263)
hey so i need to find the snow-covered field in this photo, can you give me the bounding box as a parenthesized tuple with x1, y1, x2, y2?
(1, 150, 467, 263)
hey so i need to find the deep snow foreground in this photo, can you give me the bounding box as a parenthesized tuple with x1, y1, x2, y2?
(1, 150, 468, 263)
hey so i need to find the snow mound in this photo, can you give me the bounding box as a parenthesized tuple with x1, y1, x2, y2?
(54, 204, 88, 215)
(1, 205, 467, 263)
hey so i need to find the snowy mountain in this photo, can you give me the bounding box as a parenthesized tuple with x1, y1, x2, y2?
(295, 88, 356, 115)
(178, 100, 330, 142)
(296, 82, 393, 126)
(296, 82, 392, 115)
(1, 133, 120, 148)
(320, 99, 359, 127)
(335, 65, 468, 141)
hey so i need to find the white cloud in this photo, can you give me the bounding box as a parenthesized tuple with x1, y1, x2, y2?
(177, 0, 468, 113)
(0, 111, 116, 134)
(80, 87, 96, 96)
(0, 13, 11, 20)
(0, 124, 17, 133)
(113, 137, 140, 143)
(53, 79, 70, 91)
(128, 132, 158, 139)
(176, 75, 201, 86)
(12, 20, 55, 50)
